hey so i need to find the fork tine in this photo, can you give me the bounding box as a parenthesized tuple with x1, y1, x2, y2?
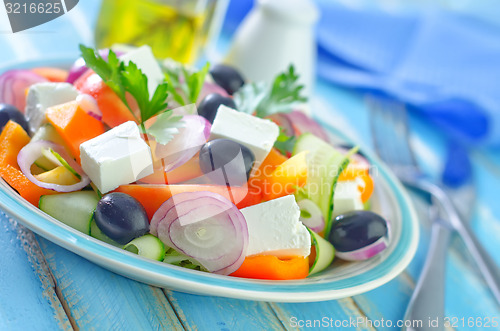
(367, 96, 419, 173)
(390, 101, 419, 170)
(368, 96, 399, 167)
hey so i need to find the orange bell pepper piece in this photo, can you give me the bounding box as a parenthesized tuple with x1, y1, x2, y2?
(115, 184, 259, 220)
(31, 67, 68, 82)
(338, 164, 374, 202)
(263, 151, 308, 201)
(230, 255, 309, 280)
(358, 173, 374, 203)
(74, 70, 138, 128)
(338, 164, 369, 181)
(0, 121, 57, 205)
(46, 101, 105, 163)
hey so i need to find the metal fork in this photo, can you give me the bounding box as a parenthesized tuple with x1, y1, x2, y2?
(368, 98, 500, 329)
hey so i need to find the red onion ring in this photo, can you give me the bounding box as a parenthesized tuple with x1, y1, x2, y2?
(76, 93, 102, 121)
(150, 191, 210, 236)
(153, 115, 211, 173)
(17, 140, 90, 192)
(298, 199, 325, 233)
(267, 113, 296, 136)
(0, 70, 48, 111)
(335, 236, 389, 261)
(285, 111, 330, 141)
(154, 191, 248, 275)
(197, 81, 230, 104)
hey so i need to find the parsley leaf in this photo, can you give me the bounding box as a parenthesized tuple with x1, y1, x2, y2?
(233, 82, 268, 115)
(79, 45, 127, 108)
(140, 111, 184, 145)
(120, 60, 170, 122)
(274, 127, 297, 155)
(79, 45, 182, 144)
(233, 65, 307, 118)
(163, 61, 210, 106)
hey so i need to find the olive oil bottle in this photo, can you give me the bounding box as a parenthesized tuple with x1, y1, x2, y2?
(95, 0, 224, 64)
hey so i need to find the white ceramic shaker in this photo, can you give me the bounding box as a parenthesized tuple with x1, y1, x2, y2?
(225, 0, 320, 98)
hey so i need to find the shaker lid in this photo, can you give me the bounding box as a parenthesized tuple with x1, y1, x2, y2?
(258, 0, 319, 24)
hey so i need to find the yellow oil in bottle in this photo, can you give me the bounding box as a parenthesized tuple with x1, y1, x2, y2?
(95, 0, 217, 64)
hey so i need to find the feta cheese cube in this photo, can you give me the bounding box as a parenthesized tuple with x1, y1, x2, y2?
(80, 121, 154, 193)
(209, 105, 279, 169)
(119, 45, 164, 96)
(25, 82, 79, 134)
(332, 181, 364, 217)
(240, 195, 311, 257)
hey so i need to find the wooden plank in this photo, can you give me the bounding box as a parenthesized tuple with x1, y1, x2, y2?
(0, 213, 71, 330)
(165, 290, 284, 331)
(37, 238, 183, 331)
(270, 299, 375, 331)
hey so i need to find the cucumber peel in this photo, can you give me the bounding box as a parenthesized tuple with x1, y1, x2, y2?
(44, 148, 81, 179)
(293, 133, 355, 238)
(308, 228, 335, 275)
(39, 191, 99, 234)
(124, 234, 166, 261)
(90, 218, 123, 248)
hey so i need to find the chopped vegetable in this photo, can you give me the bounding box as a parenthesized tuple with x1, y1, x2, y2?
(293, 133, 355, 238)
(0, 121, 56, 205)
(154, 191, 248, 275)
(31, 67, 68, 82)
(124, 234, 166, 261)
(115, 184, 258, 220)
(263, 151, 308, 201)
(45, 101, 106, 162)
(74, 70, 137, 128)
(0, 70, 48, 111)
(39, 191, 99, 234)
(308, 229, 335, 275)
(298, 199, 324, 233)
(35, 166, 79, 185)
(17, 140, 90, 192)
(230, 255, 309, 280)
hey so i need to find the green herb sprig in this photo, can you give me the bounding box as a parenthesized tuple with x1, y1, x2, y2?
(79, 45, 183, 144)
(163, 61, 210, 106)
(234, 65, 307, 118)
(274, 128, 297, 155)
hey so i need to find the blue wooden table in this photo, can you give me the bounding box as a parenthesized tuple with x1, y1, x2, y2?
(1, 2, 500, 330)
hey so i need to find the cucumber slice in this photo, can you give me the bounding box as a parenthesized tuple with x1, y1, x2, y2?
(89, 219, 123, 248)
(293, 133, 351, 237)
(32, 123, 67, 146)
(32, 124, 74, 172)
(308, 229, 335, 275)
(363, 199, 371, 211)
(39, 191, 99, 234)
(124, 234, 166, 261)
(34, 156, 57, 172)
(45, 148, 81, 179)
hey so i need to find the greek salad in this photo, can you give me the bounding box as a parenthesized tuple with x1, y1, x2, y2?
(0, 45, 389, 280)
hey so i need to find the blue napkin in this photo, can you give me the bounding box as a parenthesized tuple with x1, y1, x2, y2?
(316, 2, 500, 147)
